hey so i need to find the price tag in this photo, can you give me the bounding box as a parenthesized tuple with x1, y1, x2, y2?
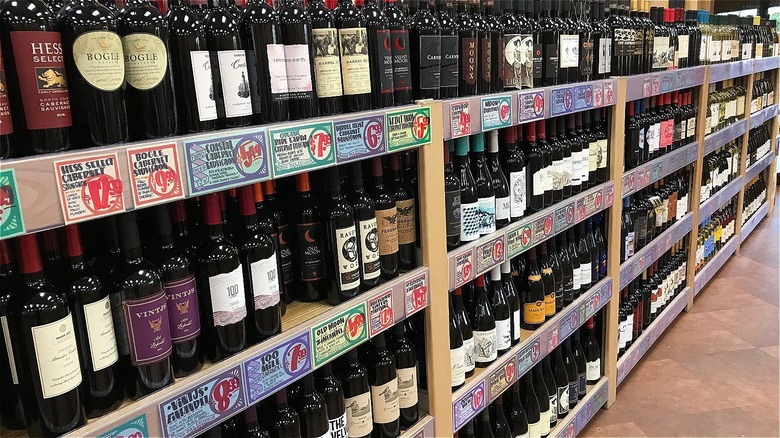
(530, 213, 554, 246)
(54, 152, 124, 224)
(310, 303, 367, 368)
(334, 114, 386, 163)
(476, 236, 505, 274)
(386, 106, 431, 150)
(603, 81, 615, 105)
(554, 201, 576, 233)
(516, 336, 542, 377)
(551, 87, 574, 116)
(449, 101, 471, 138)
(368, 290, 394, 336)
(454, 249, 475, 287)
(0, 169, 25, 239)
(453, 382, 486, 431)
(518, 90, 545, 123)
(506, 223, 533, 258)
(481, 95, 512, 130)
(573, 84, 594, 111)
(404, 271, 428, 316)
(127, 143, 183, 207)
(243, 333, 312, 404)
(184, 130, 270, 194)
(269, 122, 334, 177)
(489, 357, 517, 400)
(96, 415, 148, 438)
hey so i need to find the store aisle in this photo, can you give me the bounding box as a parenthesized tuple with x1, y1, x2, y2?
(583, 194, 780, 437)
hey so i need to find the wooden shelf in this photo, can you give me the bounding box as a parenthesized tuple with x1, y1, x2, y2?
(703, 119, 748, 156)
(698, 176, 743, 221)
(749, 104, 779, 127)
(548, 377, 609, 438)
(741, 202, 770, 244)
(694, 237, 739, 297)
(625, 65, 707, 101)
(621, 141, 699, 199)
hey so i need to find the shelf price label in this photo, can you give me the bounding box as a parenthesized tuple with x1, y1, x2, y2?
(368, 290, 394, 337)
(518, 90, 545, 123)
(127, 143, 183, 207)
(404, 271, 428, 316)
(311, 302, 367, 368)
(269, 122, 335, 177)
(96, 414, 149, 438)
(184, 130, 270, 194)
(550, 87, 574, 116)
(516, 335, 541, 377)
(334, 114, 386, 163)
(506, 223, 532, 259)
(530, 214, 554, 246)
(159, 366, 246, 438)
(554, 201, 576, 233)
(475, 236, 505, 274)
(449, 100, 471, 138)
(453, 381, 485, 431)
(0, 169, 25, 239)
(489, 357, 517, 400)
(53, 152, 124, 224)
(243, 333, 312, 405)
(453, 249, 474, 288)
(386, 106, 431, 151)
(481, 95, 512, 131)
(573, 85, 594, 111)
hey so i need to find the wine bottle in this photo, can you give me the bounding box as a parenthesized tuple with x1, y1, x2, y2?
(383, 0, 412, 104)
(474, 408, 496, 438)
(274, 389, 303, 437)
(454, 137, 480, 243)
(0, 0, 72, 155)
(347, 164, 382, 291)
(59, 0, 129, 146)
(584, 317, 601, 384)
(449, 298, 466, 390)
(244, 405, 271, 437)
(538, 244, 556, 318)
(0, 240, 27, 430)
(409, 0, 441, 100)
(363, 0, 395, 108)
(306, 0, 343, 116)
(532, 365, 552, 437)
(489, 266, 511, 357)
(500, 261, 521, 346)
(488, 131, 510, 228)
(551, 347, 569, 419)
(196, 193, 248, 362)
(299, 373, 330, 438)
(471, 133, 496, 235)
(547, 239, 564, 313)
(39, 230, 66, 291)
(262, 182, 295, 304)
(577, 221, 592, 293)
(325, 168, 361, 304)
(295, 172, 329, 301)
(520, 374, 541, 438)
(452, 287, 475, 377)
(435, 0, 458, 98)
(444, 142, 462, 250)
(571, 327, 587, 400)
(252, 184, 287, 317)
(504, 381, 529, 438)
(333, 0, 371, 112)
(556, 233, 574, 307)
(318, 363, 349, 438)
(340, 349, 373, 438)
(368, 332, 400, 437)
(455, 0, 477, 96)
(391, 322, 419, 428)
(503, 126, 527, 221)
(491, 396, 513, 438)
(522, 247, 546, 330)
(471, 275, 497, 368)
(389, 154, 417, 273)
(278, 0, 318, 120)
(369, 158, 400, 280)
(541, 356, 557, 428)
(524, 122, 545, 213)
(8, 235, 85, 436)
(241, 0, 291, 123)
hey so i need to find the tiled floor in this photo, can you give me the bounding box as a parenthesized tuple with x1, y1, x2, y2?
(583, 194, 780, 437)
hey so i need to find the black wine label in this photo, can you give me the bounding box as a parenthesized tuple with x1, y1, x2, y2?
(579, 37, 594, 77)
(245, 50, 263, 114)
(614, 28, 633, 57)
(374, 30, 395, 94)
(297, 222, 326, 281)
(440, 35, 459, 89)
(277, 224, 295, 284)
(445, 189, 461, 238)
(390, 30, 412, 91)
(461, 37, 477, 85)
(544, 44, 559, 81)
(418, 35, 441, 90)
(532, 43, 543, 80)
(480, 37, 491, 84)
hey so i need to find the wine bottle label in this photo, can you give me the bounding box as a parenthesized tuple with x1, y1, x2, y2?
(109, 292, 130, 356)
(189, 50, 219, 121)
(445, 189, 462, 239)
(463, 336, 475, 372)
(596, 139, 607, 170)
(557, 385, 569, 415)
(461, 37, 477, 86)
(338, 28, 371, 95)
(250, 255, 281, 309)
(539, 407, 551, 435)
(208, 265, 247, 326)
(8, 31, 72, 130)
(549, 393, 557, 422)
(572, 260, 581, 292)
(83, 295, 120, 371)
(586, 359, 600, 381)
(216, 50, 253, 118)
(597, 38, 610, 74)
(477, 196, 496, 235)
(282, 44, 314, 98)
(544, 290, 555, 316)
(495, 196, 510, 222)
(588, 141, 598, 172)
(335, 225, 361, 291)
(397, 366, 418, 408)
(345, 391, 373, 436)
(755, 43, 763, 59)
(562, 155, 572, 188)
(451, 344, 465, 386)
(700, 35, 708, 62)
(678, 35, 689, 60)
(579, 148, 589, 182)
(121, 33, 168, 90)
(614, 29, 633, 57)
(358, 218, 381, 281)
(460, 201, 480, 241)
(512, 309, 521, 341)
(375, 207, 399, 255)
(163, 275, 201, 344)
(568, 380, 577, 405)
(509, 169, 527, 218)
(328, 412, 348, 438)
(31, 312, 82, 399)
(437, 34, 457, 90)
(532, 168, 545, 197)
(123, 290, 173, 366)
(373, 29, 395, 94)
(390, 30, 412, 92)
(501, 34, 529, 89)
(495, 318, 511, 351)
(72, 30, 125, 92)
(647, 122, 660, 155)
(709, 40, 721, 62)
(544, 44, 558, 81)
(371, 378, 400, 424)
(311, 28, 344, 98)
(524, 298, 545, 325)
(580, 262, 591, 288)
(624, 231, 635, 258)
(517, 431, 530, 438)
(578, 372, 587, 396)
(263, 43, 290, 101)
(559, 34, 579, 68)
(552, 159, 564, 191)
(418, 35, 441, 90)
(652, 36, 669, 70)
(1, 316, 19, 384)
(473, 328, 497, 363)
(679, 119, 687, 142)
(528, 420, 541, 438)
(480, 37, 491, 84)
(532, 43, 543, 80)
(297, 222, 327, 280)
(396, 198, 416, 245)
(659, 119, 672, 149)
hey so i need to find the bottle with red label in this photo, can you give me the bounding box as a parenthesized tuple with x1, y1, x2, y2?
(362, 0, 395, 109)
(0, 0, 72, 156)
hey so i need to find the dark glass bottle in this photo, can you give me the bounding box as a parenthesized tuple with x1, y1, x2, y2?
(278, 0, 319, 120)
(536, 120, 553, 207)
(445, 142, 462, 250)
(541, 357, 558, 428)
(452, 287, 475, 377)
(562, 337, 579, 409)
(368, 332, 400, 437)
(532, 365, 552, 437)
(503, 126, 527, 221)
(538, 0, 559, 86)
(409, 0, 441, 100)
(349, 163, 382, 291)
(488, 266, 512, 357)
(306, 0, 344, 116)
(244, 406, 271, 437)
(334, 0, 372, 112)
(455, 137, 480, 243)
(491, 396, 513, 438)
(299, 373, 330, 438)
(383, 0, 412, 104)
(538, 244, 557, 319)
(474, 408, 496, 438)
(504, 380, 529, 438)
(471, 275, 497, 367)
(471, 133, 496, 236)
(340, 348, 373, 438)
(520, 374, 541, 438)
(318, 363, 349, 437)
(435, 0, 458, 98)
(0, 240, 27, 430)
(263, 181, 296, 304)
(392, 322, 419, 428)
(389, 154, 417, 273)
(295, 173, 329, 301)
(551, 347, 569, 420)
(524, 122, 544, 213)
(274, 389, 302, 437)
(449, 298, 466, 391)
(501, 261, 521, 346)
(325, 168, 361, 305)
(369, 158, 400, 280)
(584, 317, 601, 384)
(455, 0, 477, 96)
(522, 247, 546, 330)
(488, 131, 510, 228)
(572, 328, 588, 400)
(557, 233, 574, 307)
(363, 0, 395, 108)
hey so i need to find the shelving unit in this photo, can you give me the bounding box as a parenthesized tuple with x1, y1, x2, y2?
(1, 51, 778, 437)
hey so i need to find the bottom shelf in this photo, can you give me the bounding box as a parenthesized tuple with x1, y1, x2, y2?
(616, 287, 691, 386)
(401, 415, 435, 438)
(549, 377, 609, 438)
(741, 202, 770, 243)
(694, 237, 739, 297)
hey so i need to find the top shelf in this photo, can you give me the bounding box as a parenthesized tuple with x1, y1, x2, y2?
(709, 57, 780, 83)
(625, 66, 707, 102)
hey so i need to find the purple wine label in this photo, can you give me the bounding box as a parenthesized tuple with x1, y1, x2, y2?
(123, 291, 173, 366)
(164, 275, 201, 343)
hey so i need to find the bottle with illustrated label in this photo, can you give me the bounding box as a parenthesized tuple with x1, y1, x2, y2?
(363, 0, 395, 108)
(369, 157, 400, 280)
(454, 137, 479, 244)
(584, 317, 601, 384)
(488, 266, 511, 357)
(503, 126, 527, 221)
(532, 366, 552, 437)
(389, 154, 417, 273)
(299, 373, 330, 438)
(471, 275, 497, 368)
(408, 0, 441, 100)
(112, 212, 174, 400)
(522, 121, 544, 213)
(59, 0, 129, 147)
(195, 193, 247, 362)
(0, 0, 71, 156)
(235, 185, 282, 343)
(444, 142, 462, 250)
(0, 240, 28, 431)
(504, 380, 529, 438)
(295, 172, 329, 301)
(541, 356, 558, 428)
(7, 235, 85, 437)
(449, 298, 466, 391)
(61, 225, 123, 419)
(522, 247, 546, 330)
(552, 346, 569, 419)
(307, 0, 344, 116)
(203, 0, 253, 128)
(340, 348, 373, 438)
(118, 0, 177, 140)
(487, 131, 510, 228)
(452, 287, 475, 378)
(241, 0, 291, 123)
(147, 204, 203, 374)
(349, 163, 382, 291)
(325, 168, 361, 305)
(252, 184, 287, 317)
(383, 0, 412, 104)
(367, 332, 400, 437)
(277, 0, 318, 120)
(274, 389, 303, 437)
(317, 363, 349, 438)
(470, 133, 496, 235)
(333, 0, 371, 112)
(390, 322, 418, 429)
(434, 0, 458, 98)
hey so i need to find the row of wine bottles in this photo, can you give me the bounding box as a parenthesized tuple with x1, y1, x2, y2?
(445, 109, 610, 250)
(694, 199, 736, 274)
(700, 140, 740, 205)
(705, 78, 749, 135)
(746, 121, 773, 168)
(620, 168, 691, 261)
(454, 317, 603, 438)
(618, 235, 688, 357)
(624, 88, 698, 171)
(201, 321, 422, 438)
(449, 216, 607, 389)
(742, 175, 768, 226)
(750, 73, 776, 115)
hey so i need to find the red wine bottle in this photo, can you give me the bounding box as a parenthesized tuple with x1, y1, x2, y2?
(449, 296, 465, 391)
(454, 137, 479, 243)
(384, 0, 412, 104)
(307, 0, 343, 116)
(339, 348, 372, 437)
(571, 328, 587, 400)
(451, 287, 474, 377)
(444, 142, 462, 250)
(244, 405, 271, 437)
(317, 363, 349, 437)
(296, 172, 329, 301)
(278, 0, 318, 120)
(236, 185, 282, 343)
(196, 193, 248, 362)
(349, 163, 382, 291)
(471, 275, 496, 368)
(584, 317, 601, 384)
(500, 261, 520, 346)
(491, 396, 512, 438)
(409, 0, 441, 100)
(389, 154, 417, 273)
(487, 131, 510, 228)
(562, 337, 579, 409)
(474, 408, 496, 438)
(368, 332, 400, 437)
(551, 347, 569, 419)
(547, 239, 563, 312)
(62, 225, 124, 418)
(263, 181, 295, 304)
(299, 373, 330, 438)
(488, 266, 511, 357)
(59, 0, 129, 146)
(118, 0, 177, 139)
(241, 0, 291, 122)
(520, 374, 541, 438)
(391, 322, 419, 428)
(363, 0, 395, 108)
(8, 235, 85, 436)
(524, 122, 544, 212)
(455, 0, 477, 96)
(504, 381, 529, 438)
(532, 365, 552, 437)
(326, 168, 361, 305)
(538, 244, 557, 318)
(522, 247, 545, 330)
(434, 0, 458, 98)
(274, 389, 303, 437)
(113, 212, 174, 399)
(370, 158, 400, 280)
(252, 184, 286, 317)
(541, 357, 557, 428)
(333, 0, 371, 112)
(40, 229, 66, 290)
(0, 240, 27, 430)
(0, 0, 71, 155)
(557, 233, 574, 307)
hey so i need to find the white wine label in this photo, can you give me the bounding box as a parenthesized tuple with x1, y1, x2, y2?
(250, 255, 281, 310)
(477, 196, 496, 235)
(335, 226, 361, 291)
(1, 316, 19, 384)
(495, 318, 511, 350)
(311, 28, 343, 98)
(358, 218, 381, 281)
(532, 169, 545, 196)
(72, 30, 125, 91)
(344, 391, 373, 437)
(209, 265, 247, 327)
(371, 379, 400, 424)
(496, 196, 510, 221)
(580, 262, 592, 287)
(397, 366, 418, 408)
(121, 33, 168, 90)
(539, 407, 551, 435)
(460, 201, 480, 242)
(31, 313, 82, 399)
(463, 336, 475, 372)
(83, 296, 119, 372)
(509, 170, 526, 218)
(451, 345, 465, 386)
(328, 412, 348, 438)
(217, 50, 253, 118)
(473, 328, 497, 363)
(189, 51, 218, 121)
(559, 34, 579, 68)
(338, 28, 371, 95)
(586, 359, 600, 381)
